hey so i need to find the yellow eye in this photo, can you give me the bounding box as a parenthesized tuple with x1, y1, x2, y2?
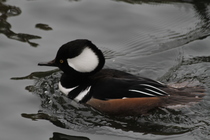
(60, 59, 64, 63)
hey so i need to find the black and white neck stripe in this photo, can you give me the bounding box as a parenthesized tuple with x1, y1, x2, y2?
(59, 82, 91, 102)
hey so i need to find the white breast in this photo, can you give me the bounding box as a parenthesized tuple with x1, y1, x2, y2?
(59, 82, 91, 102)
(58, 82, 78, 96)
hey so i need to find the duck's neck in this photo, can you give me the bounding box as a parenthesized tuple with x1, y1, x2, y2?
(60, 73, 89, 88)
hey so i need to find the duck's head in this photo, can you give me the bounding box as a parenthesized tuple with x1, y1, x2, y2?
(38, 39, 105, 75)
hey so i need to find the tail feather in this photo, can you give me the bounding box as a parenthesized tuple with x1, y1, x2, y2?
(162, 85, 206, 108)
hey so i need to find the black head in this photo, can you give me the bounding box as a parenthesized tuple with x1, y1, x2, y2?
(38, 39, 105, 75)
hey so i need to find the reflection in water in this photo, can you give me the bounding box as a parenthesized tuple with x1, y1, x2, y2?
(50, 132, 90, 140)
(11, 54, 210, 139)
(119, 0, 210, 31)
(193, 0, 210, 28)
(35, 23, 53, 31)
(22, 113, 66, 128)
(0, 1, 41, 47)
(11, 69, 59, 80)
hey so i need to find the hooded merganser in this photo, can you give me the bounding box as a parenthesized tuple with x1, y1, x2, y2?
(38, 39, 205, 115)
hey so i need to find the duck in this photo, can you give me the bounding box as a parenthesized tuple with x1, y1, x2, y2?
(38, 39, 205, 116)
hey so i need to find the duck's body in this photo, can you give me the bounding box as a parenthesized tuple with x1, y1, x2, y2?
(38, 39, 205, 115)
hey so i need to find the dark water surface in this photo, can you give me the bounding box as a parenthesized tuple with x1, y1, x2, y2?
(1, 0, 210, 140)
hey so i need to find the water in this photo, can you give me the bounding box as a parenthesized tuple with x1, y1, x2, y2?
(1, 0, 210, 140)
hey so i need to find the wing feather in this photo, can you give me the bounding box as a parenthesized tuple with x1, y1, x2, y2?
(91, 77, 168, 100)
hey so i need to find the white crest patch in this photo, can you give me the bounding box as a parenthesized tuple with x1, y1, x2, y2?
(67, 47, 99, 72)
(59, 82, 78, 96)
